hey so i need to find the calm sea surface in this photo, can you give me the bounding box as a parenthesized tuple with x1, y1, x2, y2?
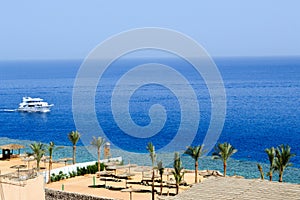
(0, 57, 299, 183)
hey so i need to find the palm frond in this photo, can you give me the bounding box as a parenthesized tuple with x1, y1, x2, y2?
(184, 145, 206, 161)
(91, 136, 105, 148)
(265, 147, 275, 167)
(212, 142, 237, 162)
(146, 142, 156, 166)
(157, 160, 164, 173)
(47, 141, 63, 157)
(274, 144, 295, 171)
(68, 130, 81, 145)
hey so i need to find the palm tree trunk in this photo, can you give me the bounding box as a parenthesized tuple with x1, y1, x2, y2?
(97, 148, 101, 172)
(73, 145, 76, 164)
(151, 169, 155, 200)
(48, 158, 52, 183)
(37, 159, 40, 172)
(160, 174, 163, 195)
(176, 183, 179, 195)
(223, 162, 227, 177)
(195, 161, 198, 183)
(269, 171, 272, 181)
(279, 170, 283, 182)
(257, 164, 264, 180)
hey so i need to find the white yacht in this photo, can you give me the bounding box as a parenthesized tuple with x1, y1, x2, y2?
(17, 97, 54, 113)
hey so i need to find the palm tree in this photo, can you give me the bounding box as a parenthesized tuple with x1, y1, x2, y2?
(68, 130, 81, 164)
(212, 142, 237, 177)
(146, 142, 156, 200)
(157, 160, 164, 195)
(257, 163, 264, 180)
(91, 136, 105, 172)
(172, 152, 184, 195)
(184, 145, 205, 183)
(47, 141, 63, 183)
(274, 144, 295, 182)
(265, 147, 275, 181)
(29, 142, 46, 172)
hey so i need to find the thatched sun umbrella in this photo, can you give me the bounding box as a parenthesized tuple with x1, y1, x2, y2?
(58, 157, 73, 166)
(21, 156, 35, 169)
(121, 186, 141, 200)
(134, 166, 151, 178)
(0, 144, 25, 159)
(117, 173, 136, 188)
(10, 164, 27, 177)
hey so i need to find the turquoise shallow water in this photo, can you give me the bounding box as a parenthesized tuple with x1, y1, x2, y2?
(1, 137, 299, 184)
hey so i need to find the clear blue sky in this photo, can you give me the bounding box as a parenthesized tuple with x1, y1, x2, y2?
(0, 1, 299, 59)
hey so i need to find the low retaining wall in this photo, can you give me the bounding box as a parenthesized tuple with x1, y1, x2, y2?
(45, 188, 118, 200)
(0, 175, 45, 200)
(42, 157, 122, 183)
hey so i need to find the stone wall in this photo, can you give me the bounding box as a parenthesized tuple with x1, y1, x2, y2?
(45, 189, 118, 200)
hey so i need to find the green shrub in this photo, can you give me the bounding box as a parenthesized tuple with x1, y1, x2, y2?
(76, 162, 104, 175)
(51, 162, 105, 182)
(50, 171, 68, 182)
(68, 171, 77, 178)
(51, 173, 56, 182)
(99, 162, 105, 171)
(87, 165, 97, 174)
(76, 166, 87, 176)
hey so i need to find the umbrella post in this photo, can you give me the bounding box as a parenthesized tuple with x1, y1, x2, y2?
(128, 160, 131, 174)
(10, 165, 27, 178)
(121, 186, 138, 200)
(167, 169, 170, 181)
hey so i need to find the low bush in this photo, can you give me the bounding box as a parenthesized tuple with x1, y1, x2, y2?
(51, 171, 68, 182)
(50, 162, 105, 182)
(68, 171, 77, 178)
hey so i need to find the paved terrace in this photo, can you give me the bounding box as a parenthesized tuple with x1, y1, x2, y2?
(168, 177, 300, 200)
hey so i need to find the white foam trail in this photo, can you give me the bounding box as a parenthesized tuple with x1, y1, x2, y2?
(1, 109, 17, 112)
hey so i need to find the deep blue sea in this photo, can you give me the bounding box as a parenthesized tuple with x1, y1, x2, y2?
(0, 57, 299, 183)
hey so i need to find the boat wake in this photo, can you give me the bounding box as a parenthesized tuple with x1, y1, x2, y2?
(0, 109, 17, 112)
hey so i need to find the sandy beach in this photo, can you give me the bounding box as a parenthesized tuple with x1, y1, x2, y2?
(0, 156, 65, 175)
(1, 156, 300, 200)
(46, 166, 193, 200)
(0, 156, 194, 199)
(44, 165, 300, 200)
